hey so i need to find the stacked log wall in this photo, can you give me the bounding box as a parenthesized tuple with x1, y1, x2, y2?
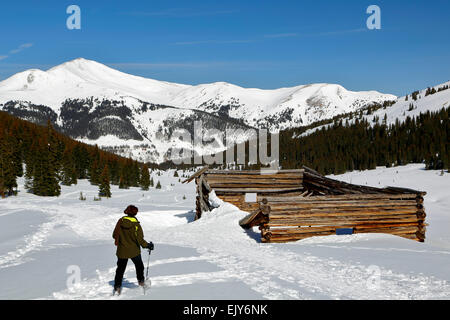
(204, 170, 304, 213)
(187, 167, 427, 243)
(259, 194, 426, 243)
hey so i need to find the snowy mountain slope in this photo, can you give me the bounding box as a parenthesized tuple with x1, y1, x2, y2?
(377, 81, 450, 125)
(1, 165, 449, 299)
(171, 82, 396, 130)
(296, 81, 450, 138)
(0, 59, 188, 113)
(0, 58, 396, 128)
(1, 96, 255, 163)
(0, 58, 396, 162)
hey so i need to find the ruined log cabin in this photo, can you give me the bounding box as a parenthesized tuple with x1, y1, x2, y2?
(183, 166, 427, 243)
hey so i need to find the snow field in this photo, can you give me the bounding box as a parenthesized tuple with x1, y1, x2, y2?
(0, 165, 449, 299)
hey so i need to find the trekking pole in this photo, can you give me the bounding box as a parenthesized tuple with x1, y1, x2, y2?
(145, 249, 151, 281)
(145, 242, 154, 281)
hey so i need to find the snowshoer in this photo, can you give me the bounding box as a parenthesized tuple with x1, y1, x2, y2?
(112, 205, 153, 295)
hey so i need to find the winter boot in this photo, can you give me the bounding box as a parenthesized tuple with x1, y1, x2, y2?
(113, 286, 122, 296)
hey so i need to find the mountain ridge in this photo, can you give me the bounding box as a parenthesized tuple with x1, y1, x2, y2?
(0, 58, 398, 163)
(0, 58, 396, 127)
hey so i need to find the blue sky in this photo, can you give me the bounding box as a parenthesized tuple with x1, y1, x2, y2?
(0, 0, 449, 96)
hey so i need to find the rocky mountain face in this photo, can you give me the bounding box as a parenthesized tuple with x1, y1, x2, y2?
(1, 97, 254, 163)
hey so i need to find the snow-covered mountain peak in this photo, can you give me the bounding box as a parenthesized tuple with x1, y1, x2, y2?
(0, 58, 396, 122)
(0, 58, 399, 162)
(49, 57, 101, 70)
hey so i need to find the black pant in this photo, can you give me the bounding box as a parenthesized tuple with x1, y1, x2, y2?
(114, 254, 145, 289)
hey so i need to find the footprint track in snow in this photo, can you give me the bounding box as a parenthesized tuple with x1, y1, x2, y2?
(0, 206, 63, 269)
(50, 256, 237, 299)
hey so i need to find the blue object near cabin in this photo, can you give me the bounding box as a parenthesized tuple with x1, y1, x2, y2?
(336, 228, 354, 235)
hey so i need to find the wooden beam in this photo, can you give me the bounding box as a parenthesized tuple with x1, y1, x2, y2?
(205, 169, 305, 175)
(212, 187, 304, 193)
(182, 166, 209, 184)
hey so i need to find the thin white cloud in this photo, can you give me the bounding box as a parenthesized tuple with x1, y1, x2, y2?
(174, 39, 256, 46)
(0, 43, 33, 61)
(264, 33, 298, 38)
(310, 28, 367, 37)
(123, 8, 236, 17)
(9, 43, 33, 54)
(174, 28, 367, 46)
(108, 61, 235, 69)
(265, 28, 367, 39)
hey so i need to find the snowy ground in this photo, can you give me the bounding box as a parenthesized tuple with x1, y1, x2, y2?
(0, 164, 449, 300)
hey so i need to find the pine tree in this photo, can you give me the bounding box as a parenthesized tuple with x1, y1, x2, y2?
(73, 144, 90, 179)
(131, 160, 140, 187)
(23, 139, 38, 193)
(89, 159, 100, 185)
(98, 164, 111, 198)
(119, 174, 128, 189)
(140, 164, 150, 190)
(33, 135, 60, 196)
(8, 126, 23, 178)
(24, 161, 34, 193)
(0, 136, 18, 195)
(32, 121, 62, 196)
(46, 121, 62, 178)
(156, 180, 162, 189)
(109, 160, 120, 185)
(61, 146, 77, 186)
(150, 176, 154, 187)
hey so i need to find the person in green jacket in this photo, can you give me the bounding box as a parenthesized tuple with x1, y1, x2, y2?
(112, 205, 153, 294)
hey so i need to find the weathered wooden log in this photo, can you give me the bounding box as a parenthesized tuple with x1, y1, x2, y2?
(205, 176, 303, 182)
(416, 211, 427, 219)
(259, 198, 271, 216)
(182, 166, 209, 184)
(212, 187, 304, 193)
(199, 197, 210, 213)
(269, 231, 335, 240)
(384, 186, 427, 196)
(205, 169, 304, 175)
(269, 202, 419, 209)
(271, 210, 419, 218)
(264, 193, 420, 202)
(267, 234, 421, 243)
(201, 178, 212, 193)
(268, 200, 419, 208)
(416, 231, 426, 241)
(239, 210, 261, 229)
(302, 167, 426, 196)
(353, 226, 419, 234)
(268, 219, 421, 228)
(269, 224, 419, 234)
(209, 184, 304, 190)
(264, 229, 423, 243)
(268, 208, 419, 215)
(269, 209, 420, 218)
(268, 210, 419, 218)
